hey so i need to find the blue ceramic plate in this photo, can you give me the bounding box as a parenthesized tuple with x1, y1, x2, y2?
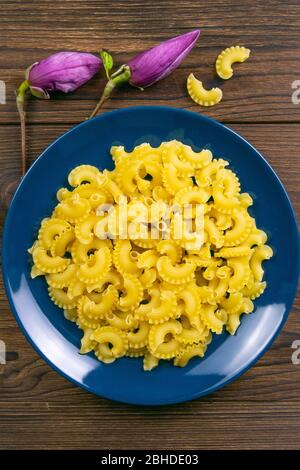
(2, 106, 299, 405)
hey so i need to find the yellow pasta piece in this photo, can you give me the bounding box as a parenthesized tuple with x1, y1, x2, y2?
(30, 264, 45, 278)
(107, 311, 136, 331)
(101, 170, 124, 203)
(127, 321, 150, 349)
(220, 292, 243, 314)
(143, 352, 160, 371)
(162, 163, 193, 196)
(241, 228, 268, 248)
(148, 320, 182, 359)
(242, 281, 266, 300)
(152, 185, 172, 203)
(227, 255, 251, 293)
(67, 278, 86, 300)
(64, 308, 78, 322)
(180, 143, 213, 169)
(187, 73, 223, 107)
(32, 246, 70, 274)
(239, 192, 253, 208)
(137, 249, 159, 269)
(46, 264, 77, 289)
(75, 214, 100, 245)
(200, 304, 224, 334)
(38, 218, 71, 249)
(162, 142, 194, 176)
(174, 186, 210, 207)
(56, 187, 72, 201)
(209, 275, 229, 301)
(55, 194, 91, 224)
(80, 328, 97, 354)
(68, 165, 101, 187)
(92, 326, 128, 358)
(204, 215, 225, 248)
(147, 290, 177, 324)
(176, 284, 202, 329)
(86, 269, 123, 293)
(174, 343, 207, 367)
(215, 246, 251, 258)
(209, 207, 232, 231)
(250, 245, 273, 281)
(224, 210, 252, 246)
(80, 285, 118, 319)
(118, 274, 143, 311)
(71, 238, 111, 264)
(216, 46, 251, 80)
(73, 182, 112, 201)
(48, 286, 78, 310)
(77, 246, 112, 284)
(139, 268, 157, 289)
(226, 298, 254, 335)
(134, 288, 161, 321)
(177, 316, 207, 345)
(197, 286, 216, 304)
(157, 256, 195, 285)
(216, 168, 240, 197)
(156, 240, 182, 264)
(51, 227, 75, 257)
(113, 240, 140, 275)
(195, 158, 228, 188)
(212, 181, 241, 214)
(126, 347, 147, 358)
(94, 344, 116, 364)
(77, 301, 103, 329)
(171, 215, 204, 251)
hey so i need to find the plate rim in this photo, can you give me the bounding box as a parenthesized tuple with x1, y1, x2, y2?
(2, 105, 300, 405)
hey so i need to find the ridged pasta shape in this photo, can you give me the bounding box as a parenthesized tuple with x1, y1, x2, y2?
(187, 73, 223, 107)
(157, 256, 195, 285)
(216, 46, 251, 80)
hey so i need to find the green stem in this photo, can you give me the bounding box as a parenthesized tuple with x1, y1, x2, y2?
(89, 66, 131, 119)
(16, 80, 29, 176)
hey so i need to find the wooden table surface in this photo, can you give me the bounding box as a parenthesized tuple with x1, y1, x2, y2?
(0, 0, 299, 450)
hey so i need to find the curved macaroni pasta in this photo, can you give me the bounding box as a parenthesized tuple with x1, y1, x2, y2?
(187, 73, 223, 107)
(216, 45, 251, 80)
(29, 140, 272, 371)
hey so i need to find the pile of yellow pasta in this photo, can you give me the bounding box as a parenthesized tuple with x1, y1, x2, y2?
(29, 140, 273, 371)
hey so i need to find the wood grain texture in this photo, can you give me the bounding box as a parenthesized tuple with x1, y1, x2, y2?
(0, 0, 300, 451)
(1, 0, 300, 123)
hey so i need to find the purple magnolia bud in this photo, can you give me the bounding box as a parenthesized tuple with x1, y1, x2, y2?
(16, 51, 102, 176)
(128, 30, 200, 88)
(89, 30, 200, 119)
(26, 51, 102, 98)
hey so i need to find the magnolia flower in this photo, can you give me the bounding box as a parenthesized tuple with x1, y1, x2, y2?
(16, 52, 102, 175)
(89, 30, 200, 118)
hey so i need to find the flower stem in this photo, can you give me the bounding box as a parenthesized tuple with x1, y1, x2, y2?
(16, 80, 29, 176)
(88, 66, 131, 119)
(89, 80, 115, 119)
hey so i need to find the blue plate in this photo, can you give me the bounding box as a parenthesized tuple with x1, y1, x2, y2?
(2, 106, 299, 405)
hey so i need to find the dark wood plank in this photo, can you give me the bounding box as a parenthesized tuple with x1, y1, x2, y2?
(0, 123, 299, 449)
(0, 0, 300, 123)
